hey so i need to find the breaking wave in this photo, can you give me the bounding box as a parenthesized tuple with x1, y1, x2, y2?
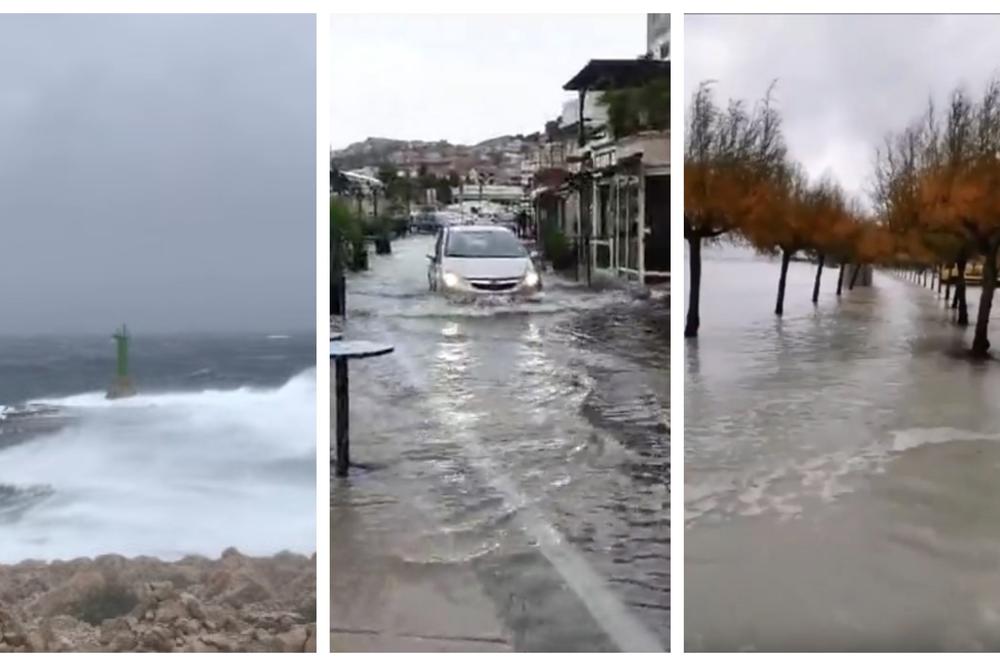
(0, 369, 315, 564)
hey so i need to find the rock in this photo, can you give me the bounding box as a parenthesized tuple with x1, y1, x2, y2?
(99, 616, 136, 645)
(216, 574, 272, 608)
(0, 605, 25, 637)
(93, 554, 128, 572)
(304, 623, 316, 652)
(205, 570, 233, 597)
(201, 633, 236, 652)
(154, 598, 188, 624)
(180, 593, 205, 621)
(25, 629, 46, 652)
(274, 625, 308, 652)
(42, 615, 95, 649)
(178, 618, 200, 636)
(143, 581, 176, 603)
(185, 637, 216, 652)
(139, 625, 173, 652)
(107, 630, 137, 652)
(0, 548, 315, 653)
(3, 628, 26, 647)
(252, 610, 296, 632)
(220, 548, 247, 568)
(49, 636, 75, 652)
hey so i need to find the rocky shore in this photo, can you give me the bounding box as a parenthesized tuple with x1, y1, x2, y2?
(0, 548, 316, 652)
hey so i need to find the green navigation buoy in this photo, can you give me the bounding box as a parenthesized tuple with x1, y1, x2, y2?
(106, 324, 137, 399)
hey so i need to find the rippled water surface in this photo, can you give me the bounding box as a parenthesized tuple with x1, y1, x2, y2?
(686, 247, 1000, 651)
(331, 235, 668, 651)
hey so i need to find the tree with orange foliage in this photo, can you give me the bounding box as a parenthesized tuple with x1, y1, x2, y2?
(827, 203, 865, 297)
(809, 185, 861, 303)
(914, 81, 1000, 356)
(684, 82, 787, 337)
(874, 99, 976, 325)
(740, 164, 821, 316)
(853, 223, 896, 271)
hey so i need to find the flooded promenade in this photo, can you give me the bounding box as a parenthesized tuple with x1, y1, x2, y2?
(686, 247, 1000, 651)
(331, 235, 668, 651)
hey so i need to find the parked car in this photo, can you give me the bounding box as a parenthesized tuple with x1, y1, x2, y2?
(427, 225, 541, 300)
(411, 211, 439, 234)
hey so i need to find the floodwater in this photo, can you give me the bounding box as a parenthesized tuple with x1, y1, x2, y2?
(331, 234, 668, 651)
(686, 246, 1000, 651)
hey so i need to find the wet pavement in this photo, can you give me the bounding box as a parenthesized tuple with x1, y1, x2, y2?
(686, 246, 1000, 651)
(330, 234, 668, 651)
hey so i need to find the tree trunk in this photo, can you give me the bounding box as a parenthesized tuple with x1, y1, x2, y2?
(812, 254, 825, 304)
(956, 258, 969, 326)
(972, 244, 998, 357)
(775, 249, 792, 316)
(685, 235, 702, 338)
(959, 283, 969, 325)
(952, 268, 960, 308)
(331, 237, 346, 316)
(849, 264, 862, 290)
(836, 263, 845, 296)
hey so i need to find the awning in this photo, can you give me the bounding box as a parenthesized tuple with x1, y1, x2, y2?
(563, 59, 670, 91)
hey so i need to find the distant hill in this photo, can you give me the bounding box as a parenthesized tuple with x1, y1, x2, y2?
(331, 133, 543, 172)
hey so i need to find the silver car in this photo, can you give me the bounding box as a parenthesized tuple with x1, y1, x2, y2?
(427, 225, 541, 300)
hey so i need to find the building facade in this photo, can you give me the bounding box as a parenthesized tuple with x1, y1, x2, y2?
(647, 14, 670, 60)
(529, 13, 670, 287)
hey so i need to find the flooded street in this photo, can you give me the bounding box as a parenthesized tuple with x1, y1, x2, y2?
(686, 247, 1000, 651)
(331, 234, 667, 651)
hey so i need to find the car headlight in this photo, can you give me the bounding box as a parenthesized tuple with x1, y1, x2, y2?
(523, 270, 539, 288)
(442, 272, 461, 288)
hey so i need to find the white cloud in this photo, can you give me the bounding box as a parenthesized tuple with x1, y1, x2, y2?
(330, 14, 647, 147)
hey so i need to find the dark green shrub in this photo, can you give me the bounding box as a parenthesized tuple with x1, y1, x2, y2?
(71, 581, 139, 626)
(541, 222, 576, 271)
(600, 77, 669, 138)
(330, 198, 368, 272)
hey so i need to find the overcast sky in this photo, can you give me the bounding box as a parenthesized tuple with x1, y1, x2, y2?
(330, 14, 647, 148)
(686, 14, 1000, 205)
(0, 14, 315, 335)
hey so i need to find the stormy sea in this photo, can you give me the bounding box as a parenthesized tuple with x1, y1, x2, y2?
(0, 333, 315, 564)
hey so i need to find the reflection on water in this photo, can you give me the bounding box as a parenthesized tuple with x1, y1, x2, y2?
(332, 235, 668, 651)
(686, 247, 1000, 651)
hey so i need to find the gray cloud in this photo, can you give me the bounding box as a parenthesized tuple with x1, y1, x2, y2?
(330, 14, 647, 148)
(685, 14, 1000, 204)
(0, 14, 315, 335)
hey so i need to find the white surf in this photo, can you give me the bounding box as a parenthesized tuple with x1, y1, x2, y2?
(0, 369, 316, 564)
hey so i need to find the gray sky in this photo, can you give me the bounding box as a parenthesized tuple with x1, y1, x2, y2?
(686, 14, 1000, 205)
(330, 14, 647, 148)
(0, 14, 315, 335)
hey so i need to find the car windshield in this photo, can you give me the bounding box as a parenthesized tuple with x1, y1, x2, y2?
(445, 230, 526, 258)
